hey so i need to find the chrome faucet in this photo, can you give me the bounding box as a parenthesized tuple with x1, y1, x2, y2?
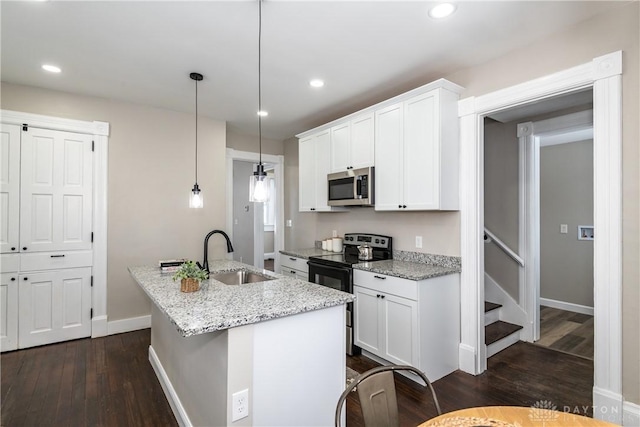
(197, 230, 234, 273)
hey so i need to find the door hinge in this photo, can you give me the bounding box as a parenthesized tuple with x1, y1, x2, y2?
(22, 123, 28, 132)
(91, 276, 94, 287)
(92, 140, 95, 152)
(90, 308, 93, 318)
(91, 232, 94, 242)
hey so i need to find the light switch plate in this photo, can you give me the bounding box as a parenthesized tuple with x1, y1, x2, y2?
(415, 236, 423, 248)
(560, 224, 568, 234)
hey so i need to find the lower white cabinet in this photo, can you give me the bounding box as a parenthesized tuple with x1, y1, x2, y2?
(353, 269, 460, 382)
(18, 267, 92, 349)
(280, 255, 309, 281)
(0, 272, 19, 351)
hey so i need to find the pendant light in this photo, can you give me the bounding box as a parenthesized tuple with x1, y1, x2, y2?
(249, 0, 269, 203)
(189, 72, 204, 208)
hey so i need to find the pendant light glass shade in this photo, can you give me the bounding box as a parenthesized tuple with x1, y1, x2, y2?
(189, 72, 204, 208)
(250, 164, 269, 203)
(250, 0, 270, 203)
(190, 183, 203, 208)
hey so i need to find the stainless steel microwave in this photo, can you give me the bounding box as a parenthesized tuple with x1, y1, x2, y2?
(327, 167, 374, 207)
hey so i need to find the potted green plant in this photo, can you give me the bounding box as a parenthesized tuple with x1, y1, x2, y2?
(172, 260, 208, 293)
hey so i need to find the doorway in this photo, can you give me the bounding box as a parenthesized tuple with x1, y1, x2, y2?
(458, 51, 622, 422)
(226, 149, 284, 272)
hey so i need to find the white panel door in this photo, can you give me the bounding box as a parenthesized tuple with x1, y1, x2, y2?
(0, 124, 21, 254)
(330, 122, 350, 172)
(350, 112, 374, 170)
(298, 136, 316, 211)
(0, 272, 18, 351)
(404, 91, 440, 210)
(18, 267, 91, 349)
(382, 293, 418, 366)
(353, 285, 382, 354)
(20, 128, 93, 252)
(374, 104, 404, 210)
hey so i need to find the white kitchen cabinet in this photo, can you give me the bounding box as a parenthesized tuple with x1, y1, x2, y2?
(20, 127, 93, 252)
(375, 86, 461, 211)
(18, 267, 92, 349)
(353, 269, 460, 382)
(280, 255, 309, 281)
(330, 112, 374, 173)
(0, 124, 21, 254)
(0, 271, 19, 351)
(298, 130, 344, 212)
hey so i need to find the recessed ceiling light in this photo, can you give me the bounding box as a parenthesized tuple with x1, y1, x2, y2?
(309, 79, 324, 88)
(257, 110, 268, 117)
(428, 3, 456, 19)
(42, 64, 61, 73)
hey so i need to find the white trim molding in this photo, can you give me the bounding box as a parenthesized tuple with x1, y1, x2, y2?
(623, 401, 640, 426)
(0, 109, 110, 339)
(458, 51, 622, 424)
(107, 315, 151, 336)
(539, 298, 594, 316)
(149, 345, 193, 427)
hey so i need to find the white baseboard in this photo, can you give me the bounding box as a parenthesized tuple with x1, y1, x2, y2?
(624, 401, 640, 426)
(458, 343, 478, 375)
(149, 345, 192, 427)
(540, 297, 594, 316)
(107, 315, 151, 335)
(91, 315, 108, 338)
(593, 386, 623, 425)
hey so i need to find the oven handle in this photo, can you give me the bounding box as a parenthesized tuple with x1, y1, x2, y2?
(307, 261, 352, 281)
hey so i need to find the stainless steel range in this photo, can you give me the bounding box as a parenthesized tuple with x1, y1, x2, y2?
(307, 233, 393, 355)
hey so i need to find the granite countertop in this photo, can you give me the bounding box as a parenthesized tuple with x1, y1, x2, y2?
(280, 248, 336, 259)
(129, 260, 353, 337)
(353, 259, 460, 281)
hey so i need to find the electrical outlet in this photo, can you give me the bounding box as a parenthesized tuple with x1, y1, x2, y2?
(286, 219, 292, 227)
(232, 389, 249, 422)
(332, 230, 338, 238)
(560, 224, 568, 234)
(415, 236, 423, 248)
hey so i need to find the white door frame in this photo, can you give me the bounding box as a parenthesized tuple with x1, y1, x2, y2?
(458, 51, 622, 423)
(226, 149, 284, 272)
(0, 109, 110, 338)
(518, 110, 594, 342)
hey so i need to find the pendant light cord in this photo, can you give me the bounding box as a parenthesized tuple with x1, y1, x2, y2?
(258, 0, 263, 167)
(195, 77, 199, 184)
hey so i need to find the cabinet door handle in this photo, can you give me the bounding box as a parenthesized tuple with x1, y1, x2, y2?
(50, 254, 66, 258)
(11, 247, 16, 251)
(10, 277, 16, 281)
(22, 247, 27, 251)
(23, 277, 28, 281)
(376, 294, 381, 298)
(290, 270, 296, 274)
(289, 257, 296, 261)
(374, 275, 386, 280)
(403, 205, 407, 209)
(380, 295, 385, 299)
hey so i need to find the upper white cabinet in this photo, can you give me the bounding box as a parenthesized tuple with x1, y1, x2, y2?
(0, 124, 21, 254)
(299, 130, 342, 212)
(330, 112, 374, 173)
(20, 128, 93, 252)
(375, 87, 461, 211)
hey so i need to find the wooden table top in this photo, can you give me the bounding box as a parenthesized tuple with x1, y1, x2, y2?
(419, 406, 618, 427)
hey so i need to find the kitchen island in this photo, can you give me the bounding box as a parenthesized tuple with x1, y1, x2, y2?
(129, 260, 353, 427)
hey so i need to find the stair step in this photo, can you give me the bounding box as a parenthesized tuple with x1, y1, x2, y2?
(485, 320, 522, 346)
(484, 301, 502, 313)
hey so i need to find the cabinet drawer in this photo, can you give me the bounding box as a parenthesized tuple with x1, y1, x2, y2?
(280, 256, 309, 274)
(20, 251, 93, 272)
(353, 270, 417, 300)
(0, 254, 20, 273)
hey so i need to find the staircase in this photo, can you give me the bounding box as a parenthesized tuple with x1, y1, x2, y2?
(485, 301, 523, 357)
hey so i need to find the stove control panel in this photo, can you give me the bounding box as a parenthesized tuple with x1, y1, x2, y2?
(343, 233, 393, 250)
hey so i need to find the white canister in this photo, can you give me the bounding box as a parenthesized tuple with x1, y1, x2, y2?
(332, 237, 343, 252)
(321, 240, 328, 250)
(325, 239, 333, 252)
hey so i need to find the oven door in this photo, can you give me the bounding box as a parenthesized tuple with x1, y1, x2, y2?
(307, 261, 359, 355)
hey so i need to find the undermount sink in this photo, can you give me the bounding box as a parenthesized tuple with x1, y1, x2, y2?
(210, 270, 275, 286)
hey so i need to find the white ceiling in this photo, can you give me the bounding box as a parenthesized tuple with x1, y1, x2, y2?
(0, 1, 622, 141)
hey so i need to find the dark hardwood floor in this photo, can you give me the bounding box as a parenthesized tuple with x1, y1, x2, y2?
(1, 331, 593, 427)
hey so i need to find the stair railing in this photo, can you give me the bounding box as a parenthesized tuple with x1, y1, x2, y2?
(484, 228, 524, 267)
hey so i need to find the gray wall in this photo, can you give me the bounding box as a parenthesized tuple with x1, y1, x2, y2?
(232, 160, 256, 265)
(483, 118, 521, 300)
(540, 140, 594, 307)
